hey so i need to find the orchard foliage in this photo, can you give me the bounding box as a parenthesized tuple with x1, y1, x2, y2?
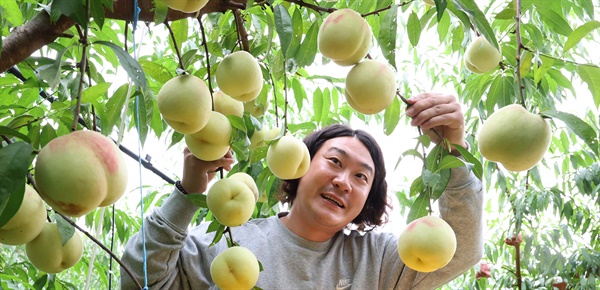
(0, 0, 599, 289)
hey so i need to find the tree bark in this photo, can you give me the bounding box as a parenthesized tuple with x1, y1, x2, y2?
(0, 0, 248, 73)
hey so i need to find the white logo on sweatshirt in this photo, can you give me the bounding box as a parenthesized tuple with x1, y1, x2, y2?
(336, 278, 352, 290)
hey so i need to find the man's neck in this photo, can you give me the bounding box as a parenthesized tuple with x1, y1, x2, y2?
(279, 211, 340, 242)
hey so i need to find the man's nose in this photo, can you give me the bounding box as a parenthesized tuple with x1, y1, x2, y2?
(333, 172, 351, 193)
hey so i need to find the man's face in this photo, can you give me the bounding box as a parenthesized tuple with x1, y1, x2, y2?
(293, 136, 375, 233)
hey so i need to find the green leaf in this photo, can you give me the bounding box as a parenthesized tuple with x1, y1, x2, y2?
(432, 0, 448, 21)
(133, 91, 153, 146)
(273, 5, 293, 57)
(103, 84, 130, 136)
(534, 55, 554, 85)
(431, 169, 451, 200)
(0, 142, 33, 228)
(139, 60, 174, 83)
(286, 8, 304, 59)
(422, 168, 441, 189)
(228, 115, 246, 132)
(80, 82, 112, 104)
(169, 19, 189, 64)
(0, 126, 31, 143)
(406, 191, 429, 223)
(187, 194, 208, 207)
(451, 0, 498, 50)
(577, 64, 600, 107)
(0, 0, 23, 26)
(485, 75, 514, 112)
(406, 11, 421, 47)
(40, 124, 58, 148)
(208, 221, 226, 246)
(445, 2, 471, 33)
(89, 0, 106, 28)
(454, 144, 482, 180)
(55, 215, 75, 246)
(291, 78, 307, 112)
(153, 0, 169, 24)
(437, 155, 467, 171)
(294, 21, 319, 68)
(379, 4, 398, 68)
(546, 68, 575, 96)
(401, 148, 424, 161)
(312, 89, 324, 123)
(564, 21, 600, 53)
(51, 0, 88, 29)
(93, 41, 148, 94)
(383, 97, 400, 135)
(519, 50, 534, 77)
(537, 7, 573, 36)
(541, 110, 599, 157)
(409, 175, 425, 197)
(436, 9, 451, 43)
(495, 6, 515, 20)
(37, 46, 72, 89)
(320, 88, 331, 125)
(33, 274, 49, 289)
(577, 0, 594, 19)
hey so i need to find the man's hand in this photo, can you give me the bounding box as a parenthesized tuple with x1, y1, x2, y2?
(180, 148, 235, 195)
(405, 92, 467, 151)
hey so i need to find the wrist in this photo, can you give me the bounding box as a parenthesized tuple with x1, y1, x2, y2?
(175, 180, 189, 195)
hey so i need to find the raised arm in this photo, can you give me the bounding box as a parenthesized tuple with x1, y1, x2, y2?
(120, 148, 234, 289)
(403, 93, 484, 287)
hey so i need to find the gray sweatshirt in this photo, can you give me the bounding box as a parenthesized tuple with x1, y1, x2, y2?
(121, 166, 483, 289)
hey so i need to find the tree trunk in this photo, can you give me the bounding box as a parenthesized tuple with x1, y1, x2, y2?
(0, 0, 248, 73)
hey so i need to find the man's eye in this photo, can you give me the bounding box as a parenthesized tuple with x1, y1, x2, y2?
(356, 173, 368, 182)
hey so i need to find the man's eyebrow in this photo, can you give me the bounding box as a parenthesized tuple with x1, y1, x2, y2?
(327, 147, 374, 175)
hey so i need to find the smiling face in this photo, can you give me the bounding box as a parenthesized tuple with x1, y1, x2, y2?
(283, 136, 375, 240)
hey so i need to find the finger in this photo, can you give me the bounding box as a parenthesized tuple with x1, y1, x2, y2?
(419, 112, 464, 130)
(410, 102, 461, 127)
(208, 152, 235, 171)
(406, 93, 455, 117)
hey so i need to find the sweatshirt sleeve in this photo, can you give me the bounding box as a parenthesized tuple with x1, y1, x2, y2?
(398, 165, 485, 289)
(120, 188, 203, 290)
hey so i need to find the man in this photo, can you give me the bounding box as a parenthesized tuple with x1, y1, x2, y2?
(121, 93, 484, 289)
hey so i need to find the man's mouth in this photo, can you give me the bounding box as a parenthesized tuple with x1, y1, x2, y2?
(321, 194, 344, 208)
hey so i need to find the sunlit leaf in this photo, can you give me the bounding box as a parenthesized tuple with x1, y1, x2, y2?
(379, 4, 398, 68)
(406, 191, 430, 223)
(577, 64, 600, 107)
(273, 5, 293, 56)
(537, 7, 573, 36)
(407, 11, 421, 47)
(0, 0, 22, 26)
(0, 142, 33, 228)
(564, 20, 600, 53)
(451, 0, 498, 50)
(541, 109, 599, 157)
(93, 41, 148, 94)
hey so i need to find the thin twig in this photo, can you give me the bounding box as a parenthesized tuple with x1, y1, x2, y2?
(515, 0, 526, 108)
(71, 0, 91, 131)
(164, 21, 186, 72)
(198, 16, 215, 103)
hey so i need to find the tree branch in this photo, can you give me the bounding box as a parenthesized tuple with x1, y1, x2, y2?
(0, 0, 249, 73)
(233, 9, 250, 52)
(285, 0, 336, 13)
(0, 12, 74, 73)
